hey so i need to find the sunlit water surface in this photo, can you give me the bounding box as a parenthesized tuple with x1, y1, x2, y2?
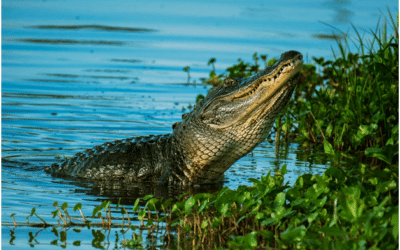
(2, 0, 397, 248)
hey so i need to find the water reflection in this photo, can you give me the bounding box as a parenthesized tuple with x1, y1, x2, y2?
(324, 0, 354, 24)
(28, 24, 156, 33)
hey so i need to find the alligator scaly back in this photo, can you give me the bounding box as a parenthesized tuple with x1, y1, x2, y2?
(47, 50, 303, 186)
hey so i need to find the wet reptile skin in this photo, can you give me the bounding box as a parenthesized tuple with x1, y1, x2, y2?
(46, 50, 303, 186)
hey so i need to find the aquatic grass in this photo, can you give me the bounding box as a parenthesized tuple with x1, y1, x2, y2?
(197, 10, 398, 166)
(10, 162, 398, 249)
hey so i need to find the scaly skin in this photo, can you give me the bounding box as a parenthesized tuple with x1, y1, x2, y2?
(47, 50, 303, 186)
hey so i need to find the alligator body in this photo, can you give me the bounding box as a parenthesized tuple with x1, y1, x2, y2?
(47, 51, 303, 186)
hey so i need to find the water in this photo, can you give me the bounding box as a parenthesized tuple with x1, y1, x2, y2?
(2, 0, 397, 249)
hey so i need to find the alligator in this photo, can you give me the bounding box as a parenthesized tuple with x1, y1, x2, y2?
(46, 50, 303, 186)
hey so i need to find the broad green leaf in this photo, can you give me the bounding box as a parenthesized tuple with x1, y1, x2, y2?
(326, 123, 333, 137)
(275, 193, 286, 206)
(280, 164, 288, 175)
(73, 203, 82, 211)
(182, 225, 191, 232)
(261, 217, 278, 226)
(30, 207, 36, 217)
(143, 194, 153, 201)
(324, 140, 335, 156)
(219, 203, 229, 215)
(184, 196, 196, 213)
(61, 202, 68, 210)
(257, 230, 273, 240)
(255, 212, 264, 221)
(365, 144, 398, 164)
(280, 225, 306, 242)
(132, 198, 140, 213)
(201, 220, 209, 229)
(319, 226, 347, 237)
(245, 232, 258, 247)
(391, 210, 399, 240)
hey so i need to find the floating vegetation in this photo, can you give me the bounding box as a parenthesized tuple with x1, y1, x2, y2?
(8, 163, 398, 249)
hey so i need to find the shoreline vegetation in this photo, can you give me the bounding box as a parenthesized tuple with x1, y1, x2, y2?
(8, 12, 398, 249)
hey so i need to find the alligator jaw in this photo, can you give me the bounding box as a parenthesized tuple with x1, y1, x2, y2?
(203, 51, 303, 129)
(176, 50, 303, 184)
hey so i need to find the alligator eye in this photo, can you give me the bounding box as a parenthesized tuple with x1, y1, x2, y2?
(223, 78, 236, 87)
(173, 122, 181, 130)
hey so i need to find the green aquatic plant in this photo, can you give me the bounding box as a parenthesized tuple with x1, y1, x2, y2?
(11, 161, 398, 249)
(199, 10, 398, 167)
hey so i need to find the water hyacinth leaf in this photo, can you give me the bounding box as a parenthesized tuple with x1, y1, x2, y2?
(178, 192, 188, 201)
(286, 187, 300, 201)
(255, 212, 264, 220)
(161, 198, 173, 209)
(376, 179, 397, 193)
(218, 203, 229, 215)
(323, 140, 335, 156)
(61, 202, 68, 210)
(326, 123, 333, 137)
(73, 203, 82, 211)
(391, 210, 399, 240)
(307, 212, 319, 223)
(261, 217, 278, 227)
(182, 225, 191, 232)
(147, 198, 160, 211)
(339, 194, 365, 222)
(291, 197, 304, 207)
(201, 220, 208, 229)
(319, 226, 347, 237)
(198, 200, 208, 213)
(171, 204, 180, 214)
(316, 196, 328, 207)
(280, 164, 288, 175)
(305, 183, 325, 200)
(325, 166, 346, 184)
(245, 232, 258, 247)
(365, 144, 398, 164)
(369, 177, 379, 185)
(275, 193, 286, 206)
(30, 207, 36, 217)
(249, 178, 260, 184)
(211, 217, 222, 228)
(280, 225, 306, 242)
(364, 195, 378, 206)
(132, 198, 140, 213)
(271, 207, 284, 220)
(137, 210, 146, 221)
(143, 194, 153, 201)
(258, 230, 274, 240)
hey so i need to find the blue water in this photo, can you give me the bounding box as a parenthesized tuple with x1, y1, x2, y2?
(2, 0, 398, 249)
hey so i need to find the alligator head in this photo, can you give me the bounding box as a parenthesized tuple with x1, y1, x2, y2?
(173, 50, 303, 184)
